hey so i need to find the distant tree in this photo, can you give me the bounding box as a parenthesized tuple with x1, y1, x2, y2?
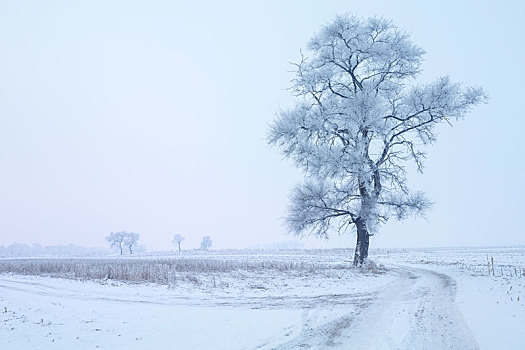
(268, 15, 486, 266)
(123, 232, 140, 254)
(200, 236, 212, 250)
(106, 232, 126, 255)
(106, 231, 140, 255)
(172, 234, 185, 252)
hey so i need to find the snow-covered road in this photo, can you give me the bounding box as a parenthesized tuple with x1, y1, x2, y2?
(348, 266, 478, 349)
(276, 266, 479, 349)
(0, 266, 482, 349)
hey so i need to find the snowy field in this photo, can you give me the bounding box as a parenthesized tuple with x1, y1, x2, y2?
(1, 248, 524, 349)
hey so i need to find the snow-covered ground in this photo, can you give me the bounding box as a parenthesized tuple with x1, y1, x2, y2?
(1, 248, 524, 349)
(375, 247, 525, 350)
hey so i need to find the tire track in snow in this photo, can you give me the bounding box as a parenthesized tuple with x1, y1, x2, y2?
(274, 266, 479, 350)
(0, 275, 372, 310)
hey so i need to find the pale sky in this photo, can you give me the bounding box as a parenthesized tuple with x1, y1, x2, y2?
(0, 0, 523, 251)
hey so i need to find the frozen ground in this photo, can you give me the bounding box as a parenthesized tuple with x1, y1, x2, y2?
(0, 248, 524, 349)
(376, 247, 525, 349)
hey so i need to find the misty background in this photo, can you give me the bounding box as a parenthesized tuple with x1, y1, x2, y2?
(0, 0, 523, 251)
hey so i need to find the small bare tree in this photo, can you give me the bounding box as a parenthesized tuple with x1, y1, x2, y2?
(200, 236, 212, 250)
(172, 234, 185, 252)
(106, 232, 125, 255)
(124, 232, 140, 254)
(106, 231, 140, 255)
(268, 15, 487, 265)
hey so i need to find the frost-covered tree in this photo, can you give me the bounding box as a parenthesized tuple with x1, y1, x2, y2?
(123, 232, 140, 254)
(106, 231, 140, 255)
(200, 236, 212, 250)
(268, 15, 486, 266)
(172, 234, 185, 252)
(106, 232, 125, 255)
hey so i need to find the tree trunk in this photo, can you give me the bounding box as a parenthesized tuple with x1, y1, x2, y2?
(353, 217, 369, 266)
(178, 243, 181, 252)
(119, 245, 123, 255)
